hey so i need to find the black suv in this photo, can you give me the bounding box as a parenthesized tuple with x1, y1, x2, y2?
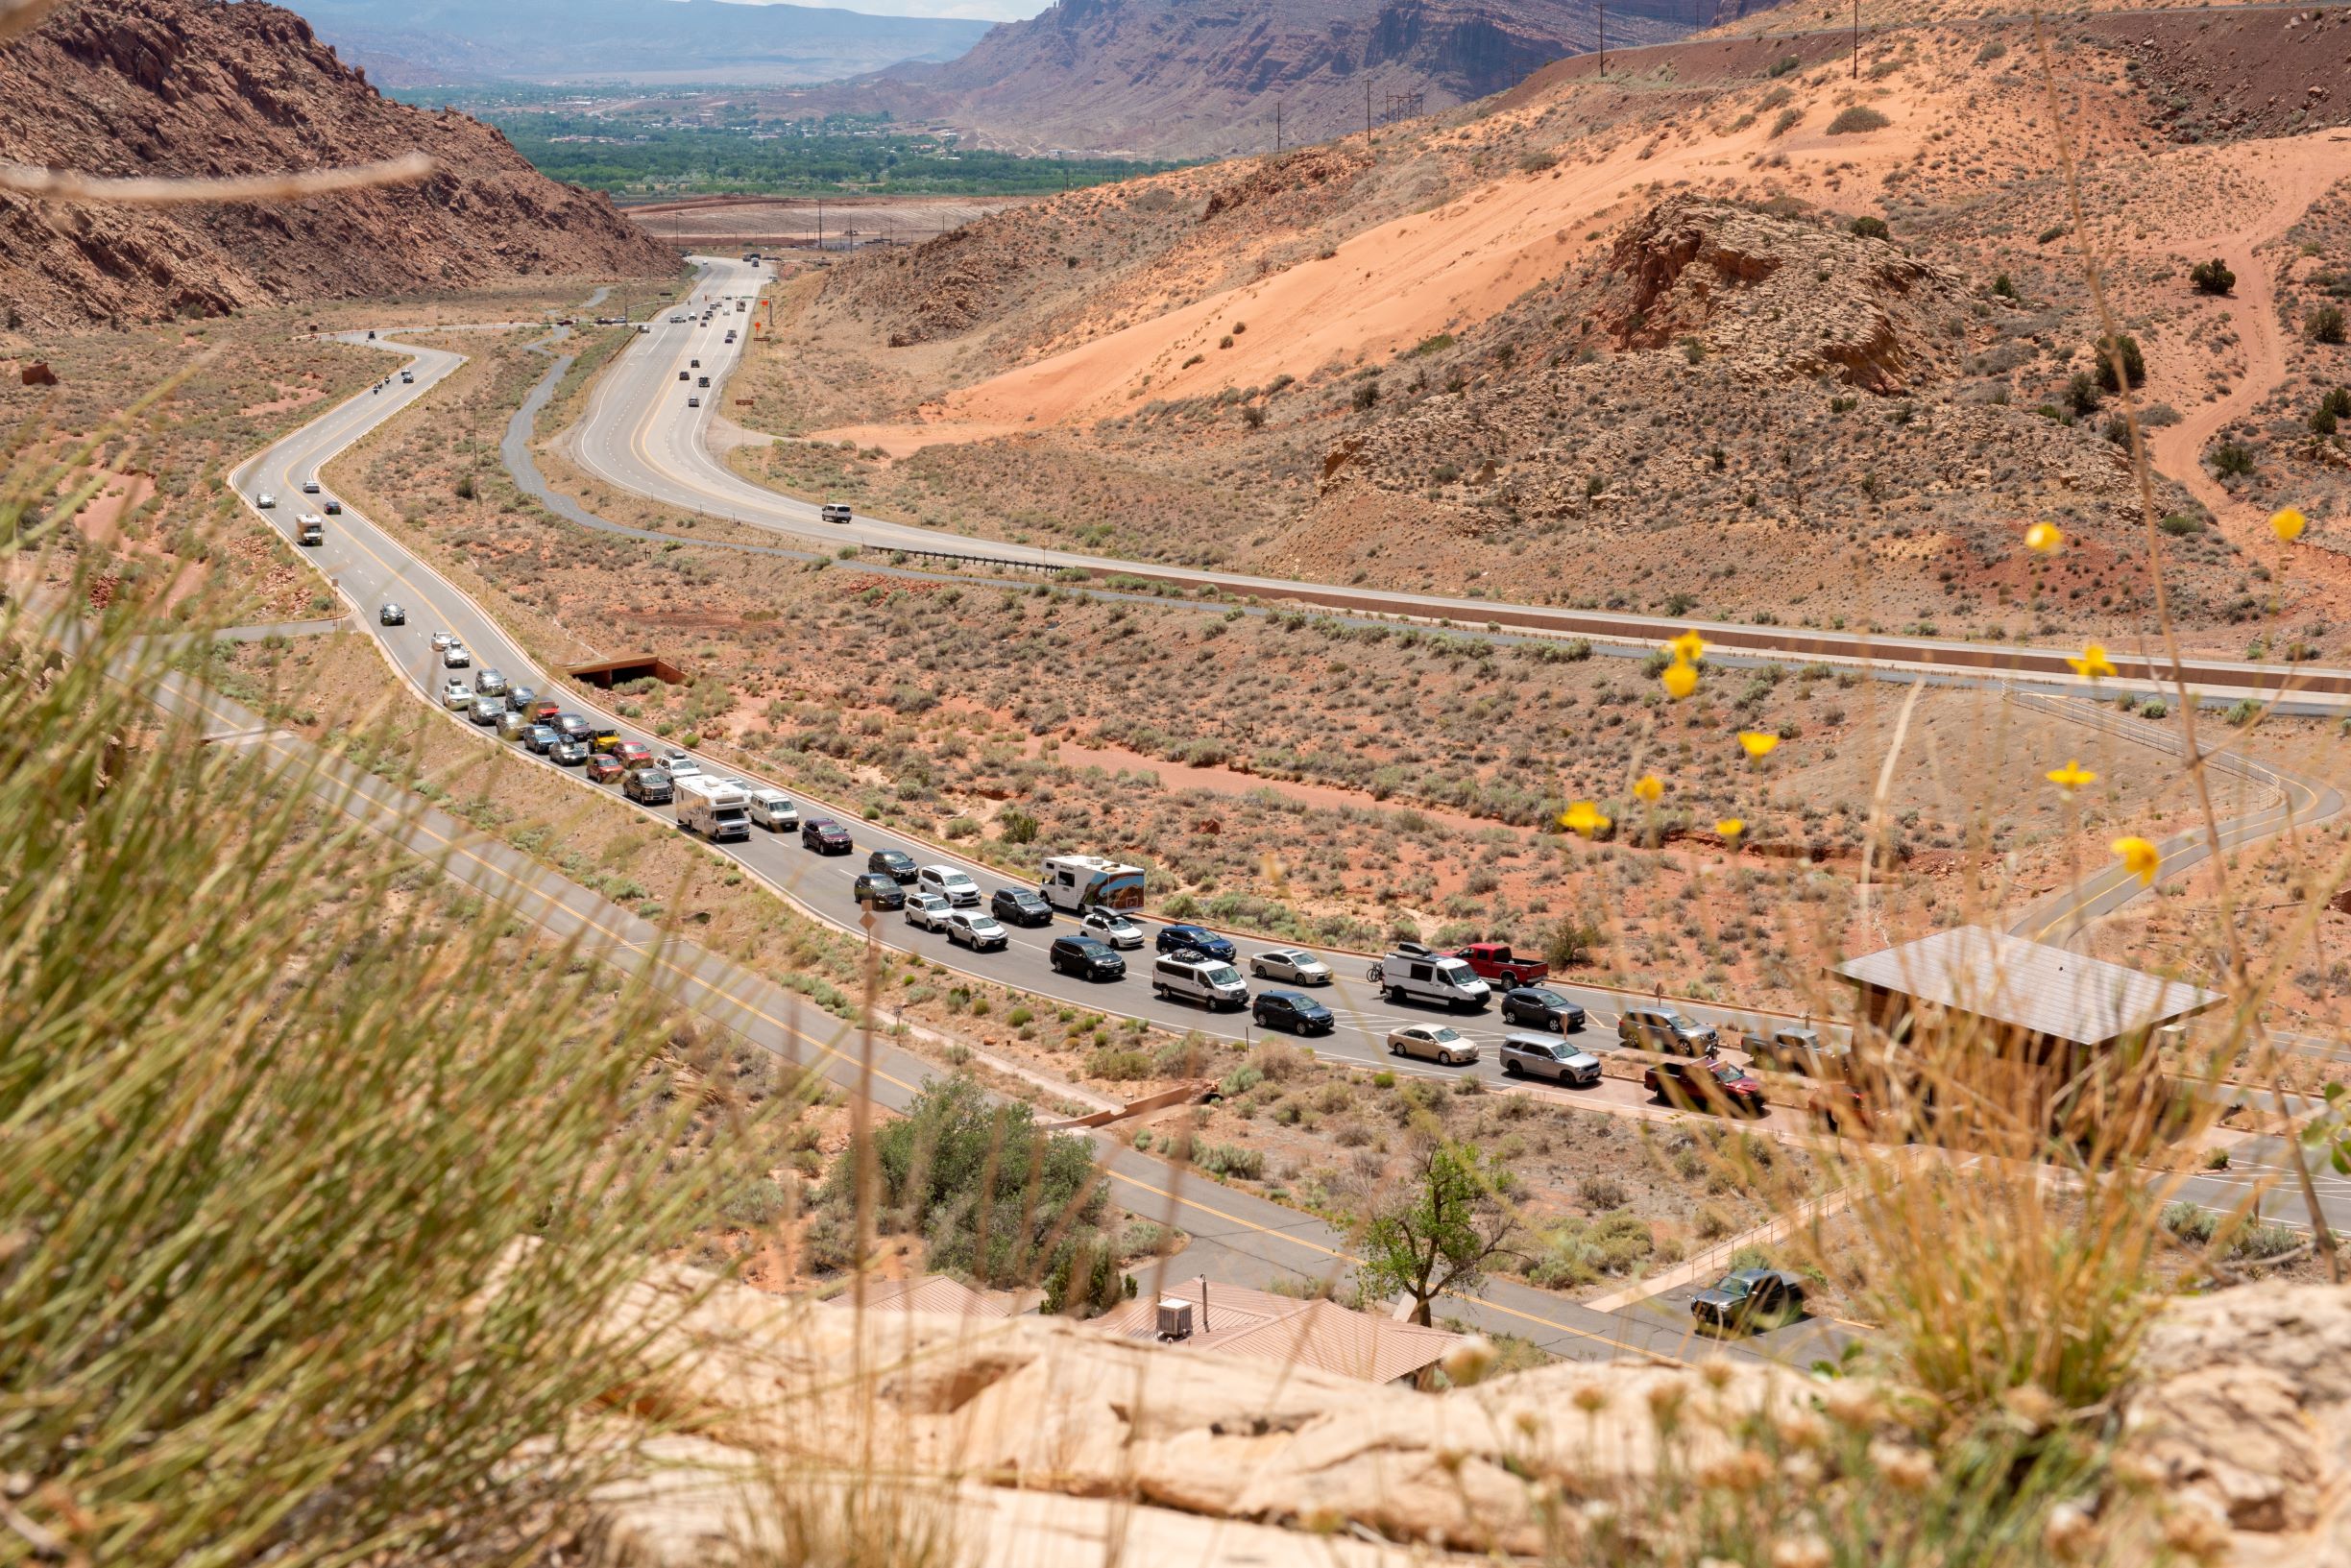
(623, 766, 673, 805)
(1251, 990, 1334, 1035)
(991, 887, 1053, 927)
(852, 872, 906, 910)
(867, 848, 917, 882)
(1050, 935, 1125, 981)
(1499, 986, 1588, 1033)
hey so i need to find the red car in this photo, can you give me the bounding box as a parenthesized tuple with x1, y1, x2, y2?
(1644, 1056, 1766, 1117)
(1446, 940, 1550, 989)
(584, 754, 626, 785)
(527, 699, 561, 725)
(612, 738, 652, 769)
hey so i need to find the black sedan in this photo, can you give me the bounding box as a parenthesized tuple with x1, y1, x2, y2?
(867, 848, 917, 882)
(1251, 990, 1335, 1035)
(1499, 986, 1587, 1032)
(378, 602, 406, 626)
(852, 872, 906, 910)
(991, 887, 1054, 928)
(801, 818, 853, 854)
(1049, 935, 1126, 981)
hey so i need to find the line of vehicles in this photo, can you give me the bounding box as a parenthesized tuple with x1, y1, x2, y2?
(402, 629, 1856, 1120)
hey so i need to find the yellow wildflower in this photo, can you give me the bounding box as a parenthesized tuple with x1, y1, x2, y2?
(2111, 835, 2161, 884)
(2067, 641, 2117, 681)
(1738, 731, 1780, 758)
(2270, 506, 2306, 543)
(1660, 659, 1699, 700)
(2025, 520, 2063, 554)
(2046, 760, 2097, 793)
(1715, 817, 1746, 841)
(1669, 629, 1708, 664)
(1634, 773, 1663, 804)
(1560, 800, 1612, 838)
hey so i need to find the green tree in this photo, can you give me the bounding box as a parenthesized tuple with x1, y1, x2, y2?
(1356, 1141, 1521, 1325)
(1542, 915, 1604, 970)
(2094, 333, 2146, 393)
(828, 1074, 1107, 1287)
(2188, 257, 2235, 296)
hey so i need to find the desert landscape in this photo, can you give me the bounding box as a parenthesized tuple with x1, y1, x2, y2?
(12, 0, 2351, 1564)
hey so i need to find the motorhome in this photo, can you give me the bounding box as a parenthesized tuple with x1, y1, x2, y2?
(1040, 855, 1145, 913)
(674, 774, 751, 842)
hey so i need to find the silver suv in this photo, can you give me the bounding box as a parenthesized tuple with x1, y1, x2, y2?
(1618, 1004, 1720, 1056)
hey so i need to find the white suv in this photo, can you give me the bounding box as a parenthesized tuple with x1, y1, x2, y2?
(1079, 907, 1144, 949)
(904, 891, 953, 931)
(917, 866, 981, 907)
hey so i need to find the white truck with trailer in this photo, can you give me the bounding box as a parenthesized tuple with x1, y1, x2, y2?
(1041, 855, 1145, 914)
(674, 774, 751, 842)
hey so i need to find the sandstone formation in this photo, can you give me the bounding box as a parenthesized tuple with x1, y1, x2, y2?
(0, 0, 676, 330)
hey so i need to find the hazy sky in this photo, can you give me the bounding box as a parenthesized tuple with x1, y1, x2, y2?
(713, 0, 1052, 21)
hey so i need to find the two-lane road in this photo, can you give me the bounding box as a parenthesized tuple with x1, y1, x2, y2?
(221, 330, 1856, 1365)
(567, 257, 2351, 714)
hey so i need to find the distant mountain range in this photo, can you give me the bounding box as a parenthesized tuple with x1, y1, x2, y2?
(773, 0, 1792, 158)
(282, 0, 993, 86)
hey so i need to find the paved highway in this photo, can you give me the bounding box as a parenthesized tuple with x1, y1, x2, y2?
(164, 664, 1804, 1364)
(235, 327, 1873, 1137)
(221, 337, 1860, 1364)
(564, 256, 2351, 712)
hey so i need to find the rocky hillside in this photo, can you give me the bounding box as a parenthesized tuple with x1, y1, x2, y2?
(0, 0, 676, 330)
(804, 0, 1791, 159)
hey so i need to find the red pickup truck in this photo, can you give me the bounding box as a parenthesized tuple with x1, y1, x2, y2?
(1445, 941, 1550, 989)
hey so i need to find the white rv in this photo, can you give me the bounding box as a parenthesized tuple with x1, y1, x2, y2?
(674, 774, 751, 842)
(1040, 855, 1145, 914)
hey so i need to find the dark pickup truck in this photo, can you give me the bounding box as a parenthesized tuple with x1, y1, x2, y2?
(1445, 941, 1549, 989)
(1690, 1269, 1806, 1336)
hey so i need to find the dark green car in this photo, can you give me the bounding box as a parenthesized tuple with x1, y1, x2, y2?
(1689, 1269, 1806, 1336)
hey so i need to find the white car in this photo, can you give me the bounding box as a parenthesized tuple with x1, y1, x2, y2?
(254, 492, 277, 509)
(904, 891, 954, 931)
(661, 750, 701, 779)
(430, 630, 456, 652)
(1250, 948, 1333, 985)
(917, 866, 982, 907)
(442, 642, 471, 669)
(440, 680, 473, 710)
(1079, 907, 1145, 949)
(301, 479, 321, 495)
(1388, 1024, 1479, 1066)
(946, 911, 1009, 952)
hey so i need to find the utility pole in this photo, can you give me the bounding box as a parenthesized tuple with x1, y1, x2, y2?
(1274, 98, 1283, 155)
(1852, 0, 1859, 79)
(815, 194, 824, 253)
(1597, 1, 1605, 73)
(1366, 78, 1372, 139)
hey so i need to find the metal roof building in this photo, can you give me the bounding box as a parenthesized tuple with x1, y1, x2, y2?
(1087, 1277, 1463, 1387)
(1833, 927, 2222, 1055)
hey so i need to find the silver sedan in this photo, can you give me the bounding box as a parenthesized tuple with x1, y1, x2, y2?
(1388, 1024, 1478, 1066)
(1250, 947, 1332, 985)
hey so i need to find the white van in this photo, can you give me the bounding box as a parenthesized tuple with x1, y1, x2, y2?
(1369, 942, 1491, 1011)
(820, 502, 854, 525)
(675, 774, 751, 842)
(1152, 954, 1248, 1010)
(745, 787, 798, 831)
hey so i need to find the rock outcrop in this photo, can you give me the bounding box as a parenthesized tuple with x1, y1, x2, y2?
(583, 1269, 1821, 1566)
(1597, 196, 1970, 395)
(2122, 1282, 2351, 1565)
(0, 0, 676, 330)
